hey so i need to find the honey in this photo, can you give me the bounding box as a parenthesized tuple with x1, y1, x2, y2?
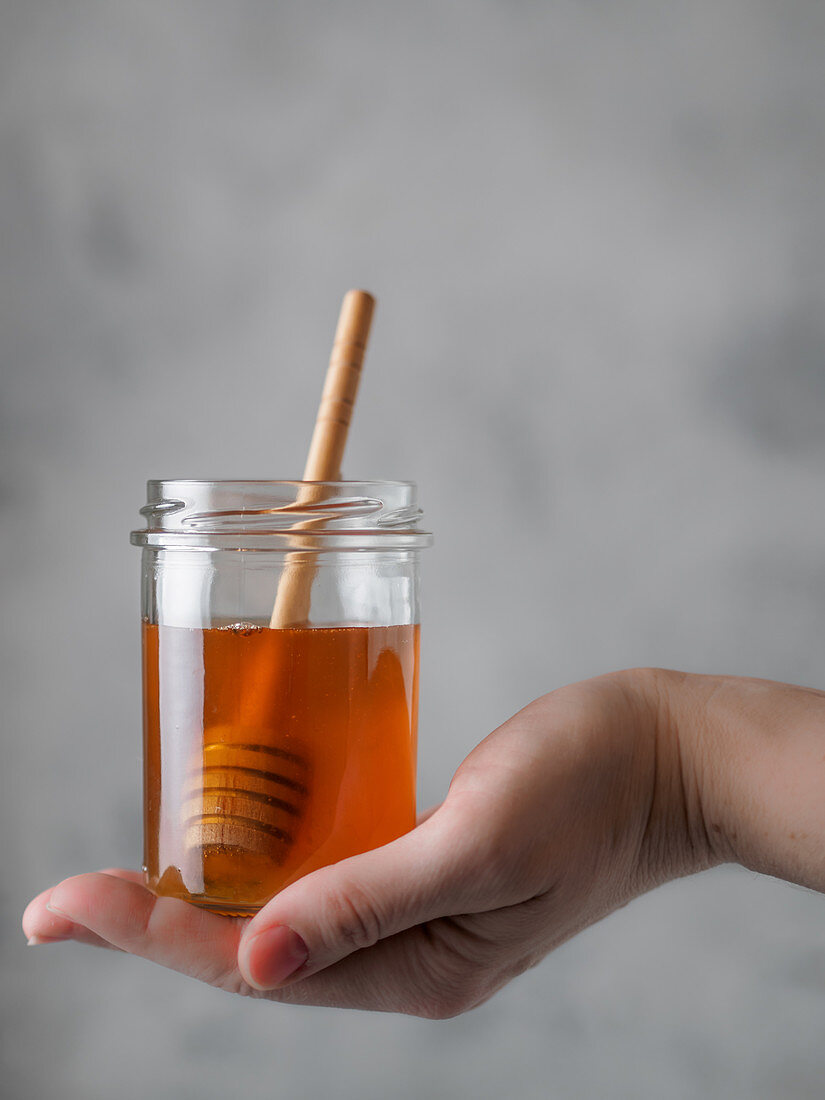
(142, 620, 419, 914)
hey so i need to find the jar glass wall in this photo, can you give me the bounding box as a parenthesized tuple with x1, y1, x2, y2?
(132, 481, 431, 915)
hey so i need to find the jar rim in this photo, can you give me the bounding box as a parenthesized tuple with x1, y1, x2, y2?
(131, 479, 432, 551)
(145, 478, 419, 488)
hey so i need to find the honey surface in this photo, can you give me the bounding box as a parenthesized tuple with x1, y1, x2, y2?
(142, 621, 419, 913)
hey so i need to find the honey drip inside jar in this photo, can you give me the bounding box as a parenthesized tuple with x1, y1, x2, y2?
(142, 620, 419, 915)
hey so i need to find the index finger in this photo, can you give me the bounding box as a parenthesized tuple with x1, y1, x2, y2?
(23, 869, 145, 948)
(46, 873, 252, 993)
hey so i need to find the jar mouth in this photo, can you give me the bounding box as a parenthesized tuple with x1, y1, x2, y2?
(131, 480, 432, 551)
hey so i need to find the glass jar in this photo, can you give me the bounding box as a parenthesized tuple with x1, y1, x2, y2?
(131, 480, 431, 915)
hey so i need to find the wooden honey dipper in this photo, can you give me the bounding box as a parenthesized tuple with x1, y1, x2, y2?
(183, 290, 376, 870)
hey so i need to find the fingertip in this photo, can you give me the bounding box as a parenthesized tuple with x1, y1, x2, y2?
(24, 886, 67, 938)
(21, 893, 43, 936)
(47, 871, 117, 923)
(46, 876, 82, 918)
(23, 888, 84, 945)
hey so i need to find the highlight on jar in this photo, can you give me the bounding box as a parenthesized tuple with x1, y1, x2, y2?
(131, 292, 432, 915)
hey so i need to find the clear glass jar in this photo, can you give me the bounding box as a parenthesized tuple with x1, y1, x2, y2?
(131, 480, 431, 915)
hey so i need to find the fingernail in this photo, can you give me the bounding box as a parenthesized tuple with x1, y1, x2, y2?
(247, 925, 308, 989)
(28, 934, 65, 945)
(46, 902, 70, 918)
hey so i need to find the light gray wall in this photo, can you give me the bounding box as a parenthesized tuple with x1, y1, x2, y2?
(3, 2, 825, 1097)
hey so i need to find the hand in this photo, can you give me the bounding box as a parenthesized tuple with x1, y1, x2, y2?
(25, 670, 825, 1016)
(24, 671, 677, 1016)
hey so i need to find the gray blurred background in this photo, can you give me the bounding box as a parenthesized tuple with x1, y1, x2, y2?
(3, 1, 825, 1097)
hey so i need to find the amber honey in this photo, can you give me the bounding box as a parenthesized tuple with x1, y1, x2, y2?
(142, 620, 419, 914)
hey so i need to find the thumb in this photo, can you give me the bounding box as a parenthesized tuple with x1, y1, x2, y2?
(238, 802, 488, 991)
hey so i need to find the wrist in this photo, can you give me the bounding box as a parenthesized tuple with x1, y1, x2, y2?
(654, 671, 825, 891)
(614, 668, 722, 890)
(536, 668, 717, 898)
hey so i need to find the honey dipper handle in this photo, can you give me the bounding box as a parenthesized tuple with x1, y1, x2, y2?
(303, 289, 375, 481)
(269, 290, 376, 628)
